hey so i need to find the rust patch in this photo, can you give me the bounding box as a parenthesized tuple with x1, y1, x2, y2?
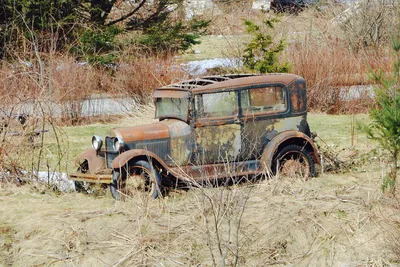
(152, 90, 190, 98)
(68, 172, 112, 184)
(290, 79, 307, 114)
(291, 92, 299, 112)
(170, 162, 260, 181)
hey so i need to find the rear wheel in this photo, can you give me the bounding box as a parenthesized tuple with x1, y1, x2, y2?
(273, 145, 315, 179)
(110, 160, 163, 200)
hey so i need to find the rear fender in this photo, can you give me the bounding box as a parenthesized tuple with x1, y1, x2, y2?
(261, 131, 320, 171)
(75, 149, 106, 174)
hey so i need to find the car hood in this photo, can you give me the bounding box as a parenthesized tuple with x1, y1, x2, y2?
(110, 119, 190, 143)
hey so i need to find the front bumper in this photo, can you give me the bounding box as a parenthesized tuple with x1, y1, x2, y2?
(69, 171, 112, 184)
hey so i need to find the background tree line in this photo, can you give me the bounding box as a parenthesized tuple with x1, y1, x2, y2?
(0, 0, 209, 63)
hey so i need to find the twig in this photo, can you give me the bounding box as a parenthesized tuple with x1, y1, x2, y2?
(112, 247, 145, 267)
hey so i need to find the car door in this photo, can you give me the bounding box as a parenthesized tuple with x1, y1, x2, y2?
(238, 85, 290, 161)
(193, 90, 241, 165)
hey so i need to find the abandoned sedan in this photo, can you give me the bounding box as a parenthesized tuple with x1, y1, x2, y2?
(69, 74, 320, 199)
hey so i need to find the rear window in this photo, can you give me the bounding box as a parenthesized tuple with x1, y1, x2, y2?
(241, 86, 286, 115)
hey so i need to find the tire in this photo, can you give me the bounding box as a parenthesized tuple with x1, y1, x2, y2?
(110, 160, 163, 200)
(273, 144, 315, 179)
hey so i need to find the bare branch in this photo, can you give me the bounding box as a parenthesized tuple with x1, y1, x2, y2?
(106, 0, 147, 27)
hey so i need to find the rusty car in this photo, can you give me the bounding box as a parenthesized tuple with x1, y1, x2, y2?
(69, 74, 320, 199)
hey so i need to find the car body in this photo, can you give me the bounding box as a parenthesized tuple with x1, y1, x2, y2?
(69, 74, 320, 199)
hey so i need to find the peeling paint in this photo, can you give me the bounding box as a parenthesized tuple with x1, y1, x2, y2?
(195, 124, 241, 164)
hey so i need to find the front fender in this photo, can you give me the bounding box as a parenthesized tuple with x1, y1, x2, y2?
(75, 149, 106, 174)
(261, 130, 320, 170)
(111, 149, 169, 170)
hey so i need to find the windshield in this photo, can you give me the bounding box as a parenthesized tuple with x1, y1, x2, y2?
(155, 98, 189, 121)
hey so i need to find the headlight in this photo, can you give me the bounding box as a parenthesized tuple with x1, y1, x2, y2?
(92, 135, 103, 151)
(113, 137, 124, 152)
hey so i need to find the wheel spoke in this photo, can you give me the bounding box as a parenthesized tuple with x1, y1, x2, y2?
(274, 145, 315, 179)
(110, 160, 162, 200)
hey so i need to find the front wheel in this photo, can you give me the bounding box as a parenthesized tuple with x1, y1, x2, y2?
(273, 145, 315, 179)
(110, 160, 163, 200)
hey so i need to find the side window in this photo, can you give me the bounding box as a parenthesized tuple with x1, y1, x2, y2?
(195, 91, 238, 118)
(241, 86, 286, 115)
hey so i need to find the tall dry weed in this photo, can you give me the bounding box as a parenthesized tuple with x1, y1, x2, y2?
(278, 5, 395, 113)
(0, 96, 59, 181)
(0, 53, 185, 124)
(0, 50, 186, 186)
(287, 39, 392, 113)
(111, 53, 185, 102)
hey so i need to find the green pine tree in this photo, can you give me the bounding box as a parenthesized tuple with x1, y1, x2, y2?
(362, 37, 400, 194)
(242, 15, 290, 74)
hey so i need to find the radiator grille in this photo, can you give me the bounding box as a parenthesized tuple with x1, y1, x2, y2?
(135, 139, 171, 164)
(105, 137, 117, 168)
(104, 137, 171, 168)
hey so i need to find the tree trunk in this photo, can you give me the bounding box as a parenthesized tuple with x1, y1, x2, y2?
(90, 0, 116, 25)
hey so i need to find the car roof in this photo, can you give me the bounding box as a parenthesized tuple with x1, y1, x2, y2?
(155, 73, 300, 95)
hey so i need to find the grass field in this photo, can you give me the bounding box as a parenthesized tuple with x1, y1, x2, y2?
(181, 35, 249, 61)
(2, 111, 399, 266)
(36, 110, 370, 173)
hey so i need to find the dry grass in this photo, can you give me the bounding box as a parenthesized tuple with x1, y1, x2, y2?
(0, 161, 396, 266)
(0, 51, 184, 176)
